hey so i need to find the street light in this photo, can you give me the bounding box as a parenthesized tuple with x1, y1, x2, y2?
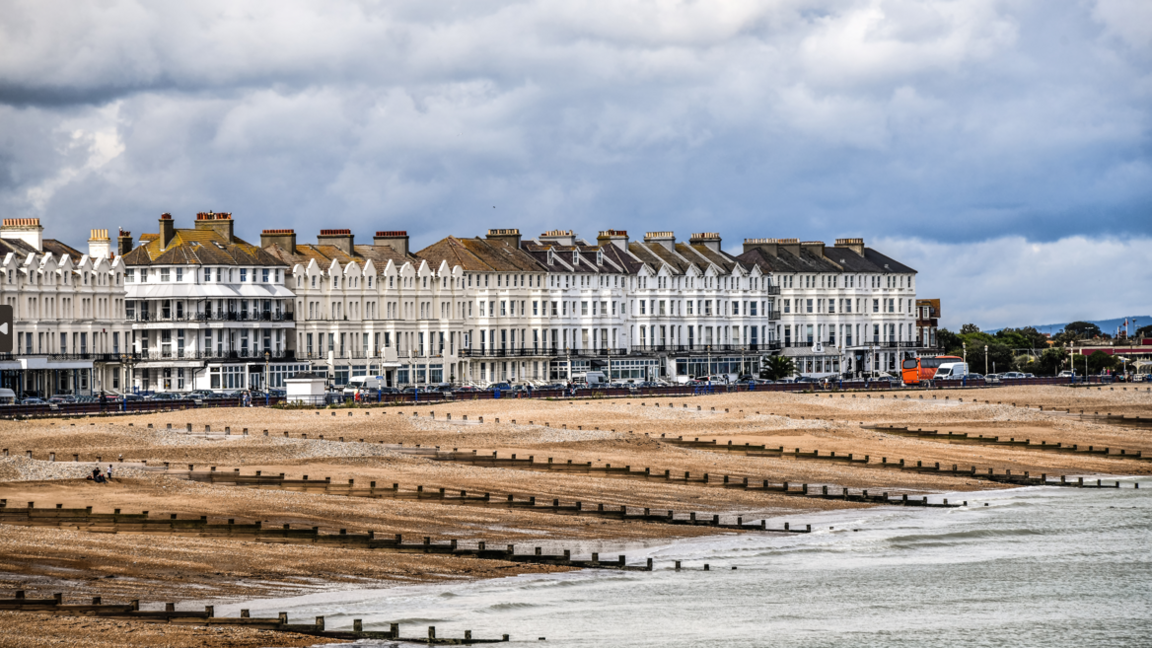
(984, 344, 988, 376)
(264, 350, 270, 406)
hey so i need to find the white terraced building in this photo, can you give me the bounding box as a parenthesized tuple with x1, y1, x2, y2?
(0, 215, 926, 398)
(262, 228, 465, 389)
(416, 229, 782, 384)
(737, 238, 920, 378)
(0, 220, 133, 398)
(121, 213, 300, 392)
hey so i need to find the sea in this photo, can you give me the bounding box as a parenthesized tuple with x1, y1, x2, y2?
(220, 479, 1151, 647)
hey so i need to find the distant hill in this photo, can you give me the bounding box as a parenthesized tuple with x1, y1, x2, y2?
(987, 315, 1151, 336)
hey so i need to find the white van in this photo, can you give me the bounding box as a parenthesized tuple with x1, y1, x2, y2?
(934, 362, 970, 380)
(583, 371, 608, 387)
(344, 375, 385, 395)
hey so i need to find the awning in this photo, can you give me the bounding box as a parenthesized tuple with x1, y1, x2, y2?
(127, 284, 240, 298)
(236, 284, 275, 297)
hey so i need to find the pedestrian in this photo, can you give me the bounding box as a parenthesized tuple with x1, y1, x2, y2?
(99, 392, 107, 411)
(106, 464, 113, 480)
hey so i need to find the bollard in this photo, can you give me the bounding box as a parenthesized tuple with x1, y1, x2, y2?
(390, 623, 400, 638)
(675, 560, 681, 571)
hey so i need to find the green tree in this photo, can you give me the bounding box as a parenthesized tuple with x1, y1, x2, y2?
(1066, 321, 1102, 337)
(1037, 347, 1069, 376)
(995, 326, 1049, 352)
(761, 355, 796, 381)
(1086, 350, 1118, 375)
(936, 328, 960, 354)
(1054, 320, 1102, 345)
(959, 323, 981, 335)
(1135, 324, 1152, 339)
(980, 342, 1015, 374)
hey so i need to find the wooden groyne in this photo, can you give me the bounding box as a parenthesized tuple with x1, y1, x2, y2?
(174, 469, 816, 530)
(0, 592, 509, 643)
(0, 501, 654, 571)
(864, 425, 1152, 459)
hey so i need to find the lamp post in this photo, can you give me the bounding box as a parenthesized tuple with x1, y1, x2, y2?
(984, 345, 989, 376)
(264, 351, 270, 406)
(962, 341, 967, 364)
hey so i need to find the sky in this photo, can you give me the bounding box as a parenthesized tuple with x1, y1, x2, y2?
(0, 0, 1149, 330)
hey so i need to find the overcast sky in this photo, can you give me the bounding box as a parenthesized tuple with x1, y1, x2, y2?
(1, 0, 1149, 329)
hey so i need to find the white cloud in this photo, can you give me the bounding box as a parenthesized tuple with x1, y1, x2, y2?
(875, 235, 1152, 330)
(0, 0, 1148, 329)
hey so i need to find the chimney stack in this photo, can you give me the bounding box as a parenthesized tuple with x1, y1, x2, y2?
(834, 238, 866, 256)
(1, 218, 44, 252)
(261, 229, 296, 254)
(596, 230, 629, 251)
(643, 231, 676, 251)
(800, 240, 826, 258)
(158, 213, 175, 248)
(689, 232, 722, 253)
(117, 229, 133, 256)
(317, 229, 355, 255)
(742, 238, 778, 256)
(538, 229, 576, 247)
(373, 231, 409, 256)
(194, 212, 234, 243)
(486, 228, 522, 249)
(88, 229, 111, 259)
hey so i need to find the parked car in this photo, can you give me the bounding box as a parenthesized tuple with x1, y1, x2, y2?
(1057, 370, 1077, 378)
(20, 397, 48, 405)
(984, 374, 1002, 384)
(147, 392, 181, 401)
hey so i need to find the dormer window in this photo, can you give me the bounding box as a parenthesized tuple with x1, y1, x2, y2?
(573, 250, 580, 265)
(547, 250, 555, 265)
(597, 250, 603, 265)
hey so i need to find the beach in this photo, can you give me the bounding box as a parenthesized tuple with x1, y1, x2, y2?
(0, 385, 1149, 646)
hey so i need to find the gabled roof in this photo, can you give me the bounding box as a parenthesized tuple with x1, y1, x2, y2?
(264, 242, 415, 275)
(0, 237, 42, 258)
(520, 239, 637, 275)
(863, 248, 916, 274)
(417, 236, 543, 273)
(628, 241, 696, 274)
(677, 243, 744, 274)
(42, 240, 85, 261)
(122, 229, 286, 267)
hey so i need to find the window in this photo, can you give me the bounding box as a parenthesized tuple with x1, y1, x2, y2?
(240, 269, 248, 282)
(203, 268, 211, 281)
(262, 269, 269, 282)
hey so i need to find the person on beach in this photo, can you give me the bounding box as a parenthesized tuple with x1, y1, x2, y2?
(106, 464, 113, 480)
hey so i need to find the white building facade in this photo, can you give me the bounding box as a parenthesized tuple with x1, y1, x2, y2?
(263, 229, 465, 388)
(122, 213, 302, 393)
(738, 238, 920, 378)
(0, 220, 133, 398)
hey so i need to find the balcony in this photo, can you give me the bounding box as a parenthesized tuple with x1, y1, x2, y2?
(460, 348, 572, 358)
(0, 352, 141, 363)
(766, 285, 781, 296)
(127, 312, 293, 323)
(630, 343, 779, 354)
(131, 350, 295, 361)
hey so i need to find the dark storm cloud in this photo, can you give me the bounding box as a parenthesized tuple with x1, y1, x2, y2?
(0, 0, 1149, 325)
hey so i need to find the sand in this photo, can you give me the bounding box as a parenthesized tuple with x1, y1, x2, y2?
(1, 384, 1149, 646)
